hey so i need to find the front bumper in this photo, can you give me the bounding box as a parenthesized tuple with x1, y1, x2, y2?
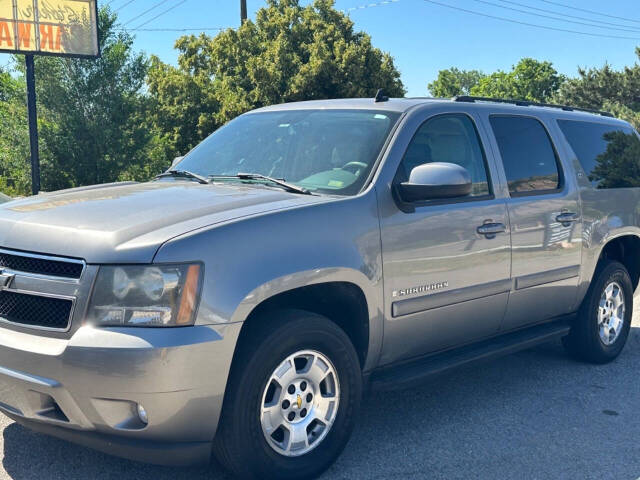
(0, 323, 242, 465)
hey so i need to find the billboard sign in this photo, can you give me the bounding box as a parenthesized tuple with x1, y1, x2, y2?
(0, 0, 99, 58)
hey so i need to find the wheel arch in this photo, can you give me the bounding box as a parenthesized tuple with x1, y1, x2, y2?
(595, 234, 640, 291)
(230, 268, 382, 372)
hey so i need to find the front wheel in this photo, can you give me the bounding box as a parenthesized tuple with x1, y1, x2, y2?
(563, 260, 633, 363)
(213, 310, 362, 479)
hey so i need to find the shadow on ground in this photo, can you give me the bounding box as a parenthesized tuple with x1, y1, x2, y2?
(3, 326, 640, 479)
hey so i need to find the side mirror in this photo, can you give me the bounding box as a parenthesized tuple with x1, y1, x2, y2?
(171, 156, 184, 168)
(397, 162, 472, 202)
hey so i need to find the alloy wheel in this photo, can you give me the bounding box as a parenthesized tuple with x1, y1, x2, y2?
(260, 349, 340, 457)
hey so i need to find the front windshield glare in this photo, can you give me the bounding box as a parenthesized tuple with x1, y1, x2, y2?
(176, 109, 401, 195)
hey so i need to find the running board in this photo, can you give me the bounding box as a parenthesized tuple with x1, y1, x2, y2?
(370, 319, 571, 390)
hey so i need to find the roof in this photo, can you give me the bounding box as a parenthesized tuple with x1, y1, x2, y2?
(251, 97, 441, 113)
(250, 97, 631, 127)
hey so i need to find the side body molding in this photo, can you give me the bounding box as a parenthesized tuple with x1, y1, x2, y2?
(515, 265, 580, 291)
(392, 279, 512, 318)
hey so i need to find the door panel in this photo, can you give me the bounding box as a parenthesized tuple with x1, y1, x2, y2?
(502, 195, 581, 329)
(378, 112, 511, 366)
(379, 200, 511, 365)
(484, 114, 582, 331)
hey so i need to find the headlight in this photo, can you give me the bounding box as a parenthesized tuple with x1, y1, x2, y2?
(86, 264, 202, 327)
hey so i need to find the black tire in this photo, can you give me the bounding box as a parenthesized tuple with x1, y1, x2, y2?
(212, 309, 362, 479)
(563, 260, 633, 364)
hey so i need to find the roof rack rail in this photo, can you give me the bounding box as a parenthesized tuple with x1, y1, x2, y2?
(452, 95, 614, 118)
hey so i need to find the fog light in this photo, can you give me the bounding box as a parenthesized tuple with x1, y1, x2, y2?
(137, 403, 148, 424)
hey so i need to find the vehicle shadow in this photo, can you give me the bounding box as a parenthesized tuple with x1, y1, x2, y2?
(3, 324, 640, 479)
(326, 325, 640, 479)
(1, 422, 226, 479)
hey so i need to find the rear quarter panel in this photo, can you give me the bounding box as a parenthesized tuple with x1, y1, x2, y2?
(551, 116, 640, 308)
(575, 186, 640, 305)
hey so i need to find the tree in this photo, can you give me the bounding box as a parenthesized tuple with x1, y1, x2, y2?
(147, 0, 405, 154)
(470, 58, 565, 102)
(554, 49, 640, 129)
(601, 101, 640, 131)
(428, 59, 564, 102)
(589, 131, 640, 188)
(427, 68, 485, 97)
(0, 66, 20, 102)
(146, 55, 219, 158)
(0, 68, 31, 196)
(26, 7, 167, 191)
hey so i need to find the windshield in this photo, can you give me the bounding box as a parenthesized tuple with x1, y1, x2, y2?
(176, 109, 401, 195)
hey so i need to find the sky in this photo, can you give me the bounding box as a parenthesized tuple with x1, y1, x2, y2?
(88, 0, 640, 96)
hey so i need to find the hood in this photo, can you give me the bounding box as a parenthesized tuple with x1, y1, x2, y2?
(0, 181, 328, 263)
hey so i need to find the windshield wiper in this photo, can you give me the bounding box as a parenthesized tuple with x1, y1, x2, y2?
(210, 173, 312, 195)
(156, 170, 210, 185)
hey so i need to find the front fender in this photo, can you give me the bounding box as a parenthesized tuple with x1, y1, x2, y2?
(154, 191, 384, 370)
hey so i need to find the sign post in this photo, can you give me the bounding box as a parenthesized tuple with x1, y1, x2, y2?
(25, 54, 39, 195)
(0, 0, 100, 194)
(240, 0, 247, 23)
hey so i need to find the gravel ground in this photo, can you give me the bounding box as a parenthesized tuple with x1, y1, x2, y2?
(1, 298, 640, 479)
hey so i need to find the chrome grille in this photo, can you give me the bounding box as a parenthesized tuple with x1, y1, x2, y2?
(0, 290, 73, 330)
(0, 248, 84, 279)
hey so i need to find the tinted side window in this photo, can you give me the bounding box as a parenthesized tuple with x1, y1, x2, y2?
(399, 114, 490, 197)
(558, 120, 639, 189)
(490, 116, 560, 195)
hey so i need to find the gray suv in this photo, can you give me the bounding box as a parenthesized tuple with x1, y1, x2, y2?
(0, 95, 639, 479)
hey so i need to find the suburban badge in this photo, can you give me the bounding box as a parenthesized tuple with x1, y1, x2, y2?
(392, 281, 449, 298)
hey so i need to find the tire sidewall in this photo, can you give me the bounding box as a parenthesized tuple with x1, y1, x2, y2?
(226, 312, 362, 479)
(583, 262, 633, 360)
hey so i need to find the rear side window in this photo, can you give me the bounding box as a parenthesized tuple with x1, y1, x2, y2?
(558, 120, 640, 189)
(489, 116, 561, 195)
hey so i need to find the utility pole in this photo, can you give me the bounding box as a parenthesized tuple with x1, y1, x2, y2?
(25, 54, 40, 195)
(240, 0, 247, 24)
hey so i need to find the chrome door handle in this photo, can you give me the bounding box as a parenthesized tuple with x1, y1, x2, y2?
(556, 212, 579, 226)
(477, 222, 506, 239)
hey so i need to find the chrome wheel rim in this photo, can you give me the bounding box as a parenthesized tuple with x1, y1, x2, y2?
(598, 281, 625, 346)
(260, 349, 340, 457)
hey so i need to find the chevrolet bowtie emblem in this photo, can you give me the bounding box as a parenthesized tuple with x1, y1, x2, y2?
(0, 271, 15, 290)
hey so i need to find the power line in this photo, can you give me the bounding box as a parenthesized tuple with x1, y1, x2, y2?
(125, 1, 400, 32)
(471, 0, 640, 33)
(114, 0, 137, 13)
(128, 27, 226, 32)
(342, 0, 400, 14)
(122, 0, 172, 26)
(496, 0, 640, 32)
(422, 0, 640, 41)
(539, 0, 640, 25)
(132, 0, 189, 29)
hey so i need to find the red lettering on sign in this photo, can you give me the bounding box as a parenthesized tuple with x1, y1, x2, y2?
(17, 22, 31, 48)
(0, 21, 13, 48)
(38, 25, 64, 51)
(55, 25, 65, 50)
(39, 24, 54, 50)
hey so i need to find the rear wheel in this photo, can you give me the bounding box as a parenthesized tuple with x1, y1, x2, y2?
(563, 260, 633, 363)
(213, 309, 362, 479)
